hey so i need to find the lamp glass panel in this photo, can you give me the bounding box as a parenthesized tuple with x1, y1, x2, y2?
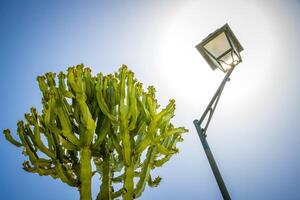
(206, 50, 221, 69)
(204, 32, 231, 58)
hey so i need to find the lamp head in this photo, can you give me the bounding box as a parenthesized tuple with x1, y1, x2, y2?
(196, 24, 243, 72)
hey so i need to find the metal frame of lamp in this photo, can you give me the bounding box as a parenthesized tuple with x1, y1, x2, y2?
(194, 23, 243, 200)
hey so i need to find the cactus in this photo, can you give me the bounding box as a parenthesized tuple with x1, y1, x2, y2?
(3, 64, 188, 200)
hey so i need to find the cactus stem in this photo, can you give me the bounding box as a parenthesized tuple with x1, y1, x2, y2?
(79, 147, 92, 200)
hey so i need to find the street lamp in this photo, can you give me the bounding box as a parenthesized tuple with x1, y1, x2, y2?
(194, 24, 243, 200)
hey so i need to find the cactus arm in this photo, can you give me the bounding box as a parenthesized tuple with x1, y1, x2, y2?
(134, 147, 155, 198)
(137, 99, 176, 154)
(146, 95, 156, 118)
(68, 150, 80, 175)
(137, 101, 181, 154)
(23, 161, 57, 177)
(112, 189, 123, 198)
(136, 136, 151, 154)
(17, 122, 39, 162)
(23, 124, 36, 148)
(58, 72, 74, 98)
(157, 113, 174, 128)
(126, 71, 133, 119)
(155, 127, 188, 142)
(24, 107, 56, 157)
(56, 105, 80, 146)
(109, 132, 122, 156)
(148, 175, 162, 187)
(120, 67, 135, 199)
(125, 73, 131, 116)
(58, 135, 78, 151)
(96, 73, 117, 122)
(154, 99, 176, 122)
(44, 94, 55, 125)
(45, 72, 56, 88)
(89, 100, 100, 119)
(127, 72, 138, 131)
(112, 175, 123, 183)
(20, 121, 77, 187)
(102, 75, 109, 99)
(49, 124, 66, 164)
(153, 155, 172, 167)
(72, 100, 81, 124)
(23, 157, 54, 174)
(37, 76, 49, 95)
(119, 66, 131, 167)
(135, 122, 147, 146)
(54, 159, 78, 187)
(76, 96, 96, 146)
(47, 124, 77, 151)
(111, 77, 120, 105)
(136, 121, 157, 154)
(153, 134, 181, 167)
(83, 68, 93, 99)
(3, 129, 22, 147)
(137, 97, 151, 124)
(67, 67, 82, 93)
(155, 143, 178, 155)
(32, 158, 52, 167)
(32, 124, 56, 158)
(93, 118, 110, 149)
(120, 111, 131, 166)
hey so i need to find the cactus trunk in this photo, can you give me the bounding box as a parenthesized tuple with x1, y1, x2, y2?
(97, 150, 112, 200)
(123, 163, 135, 200)
(79, 147, 92, 200)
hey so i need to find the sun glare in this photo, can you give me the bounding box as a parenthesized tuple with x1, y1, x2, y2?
(152, 0, 288, 122)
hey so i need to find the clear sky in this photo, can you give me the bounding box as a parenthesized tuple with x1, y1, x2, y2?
(1, 0, 300, 199)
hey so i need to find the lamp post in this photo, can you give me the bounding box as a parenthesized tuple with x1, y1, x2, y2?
(194, 24, 243, 200)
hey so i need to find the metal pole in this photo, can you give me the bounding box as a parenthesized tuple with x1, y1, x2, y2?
(194, 121, 231, 200)
(194, 66, 235, 200)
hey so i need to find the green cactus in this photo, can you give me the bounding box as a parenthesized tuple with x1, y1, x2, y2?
(3, 64, 188, 200)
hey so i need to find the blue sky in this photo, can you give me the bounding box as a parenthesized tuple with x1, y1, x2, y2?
(1, 0, 300, 199)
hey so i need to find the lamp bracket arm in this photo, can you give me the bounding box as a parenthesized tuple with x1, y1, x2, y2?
(195, 66, 235, 136)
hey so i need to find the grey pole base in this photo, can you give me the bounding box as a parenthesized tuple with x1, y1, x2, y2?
(194, 120, 231, 200)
